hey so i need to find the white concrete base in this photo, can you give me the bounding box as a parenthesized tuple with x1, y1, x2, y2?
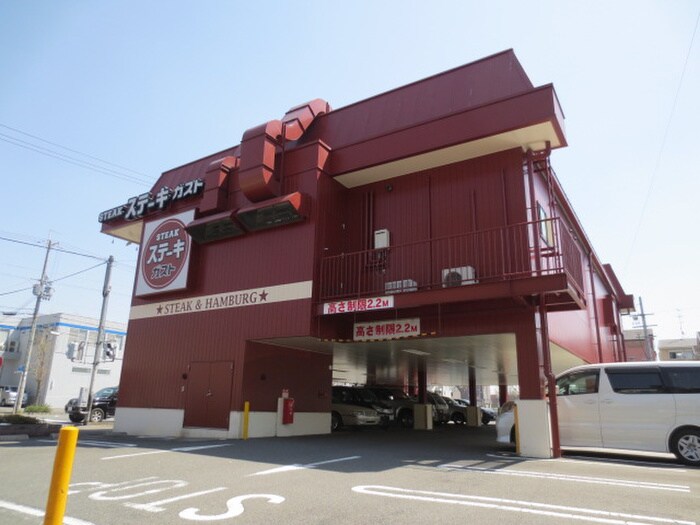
(413, 404, 433, 430)
(114, 407, 330, 439)
(114, 407, 184, 437)
(515, 399, 553, 458)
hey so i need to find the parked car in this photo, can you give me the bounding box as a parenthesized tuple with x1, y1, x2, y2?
(455, 398, 497, 425)
(332, 386, 393, 426)
(442, 396, 469, 424)
(426, 392, 450, 425)
(331, 388, 382, 431)
(65, 386, 118, 423)
(496, 361, 700, 466)
(365, 386, 416, 427)
(0, 385, 28, 407)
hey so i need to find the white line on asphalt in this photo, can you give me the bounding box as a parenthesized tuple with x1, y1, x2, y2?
(251, 455, 361, 476)
(102, 449, 170, 460)
(0, 499, 96, 525)
(486, 453, 685, 470)
(352, 485, 696, 525)
(439, 464, 690, 492)
(172, 444, 231, 452)
(125, 487, 228, 513)
(101, 443, 231, 460)
(38, 438, 139, 448)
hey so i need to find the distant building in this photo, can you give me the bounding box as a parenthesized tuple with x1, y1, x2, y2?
(623, 328, 656, 361)
(658, 334, 700, 361)
(0, 313, 126, 408)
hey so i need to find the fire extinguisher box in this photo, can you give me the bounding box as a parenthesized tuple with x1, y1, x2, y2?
(282, 397, 295, 425)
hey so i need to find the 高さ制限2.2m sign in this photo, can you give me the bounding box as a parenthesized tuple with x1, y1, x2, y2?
(135, 210, 194, 297)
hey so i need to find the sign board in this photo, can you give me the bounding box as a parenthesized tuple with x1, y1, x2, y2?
(322, 296, 394, 315)
(353, 318, 420, 341)
(135, 209, 194, 297)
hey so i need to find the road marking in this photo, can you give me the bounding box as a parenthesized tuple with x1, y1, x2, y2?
(352, 485, 696, 525)
(89, 479, 189, 501)
(102, 449, 170, 460)
(0, 499, 96, 525)
(101, 443, 231, 460)
(38, 438, 139, 448)
(487, 452, 685, 470)
(69, 478, 159, 494)
(439, 463, 690, 492)
(179, 494, 284, 521)
(251, 455, 361, 476)
(125, 487, 228, 513)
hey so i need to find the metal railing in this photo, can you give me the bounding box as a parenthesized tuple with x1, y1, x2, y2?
(319, 219, 583, 301)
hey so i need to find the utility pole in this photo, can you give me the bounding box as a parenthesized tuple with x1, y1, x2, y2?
(639, 297, 654, 361)
(84, 256, 114, 424)
(14, 240, 55, 414)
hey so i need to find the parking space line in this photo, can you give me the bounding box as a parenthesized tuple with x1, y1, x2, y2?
(102, 449, 170, 460)
(251, 455, 361, 476)
(486, 453, 685, 470)
(352, 485, 696, 525)
(0, 499, 96, 525)
(438, 464, 690, 493)
(38, 438, 139, 449)
(102, 443, 231, 460)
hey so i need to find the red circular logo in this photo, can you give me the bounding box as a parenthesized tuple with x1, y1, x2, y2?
(141, 218, 190, 290)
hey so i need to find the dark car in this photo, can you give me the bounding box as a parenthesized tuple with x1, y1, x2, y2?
(65, 386, 118, 423)
(456, 398, 496, 425)
(365, 386, 417, 428)
(441, 396, 469, 424)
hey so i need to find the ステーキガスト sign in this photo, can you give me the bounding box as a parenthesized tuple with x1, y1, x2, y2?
(135, 210, 194, 296)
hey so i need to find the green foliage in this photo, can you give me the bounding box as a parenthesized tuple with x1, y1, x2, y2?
(23, 404, 51, 414)
(0, 414, 40, 425)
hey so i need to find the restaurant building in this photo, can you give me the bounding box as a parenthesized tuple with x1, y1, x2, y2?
(100, 50, 633, 458)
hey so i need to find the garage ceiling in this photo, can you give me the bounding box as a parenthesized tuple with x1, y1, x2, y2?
(257, 334, 585, 390)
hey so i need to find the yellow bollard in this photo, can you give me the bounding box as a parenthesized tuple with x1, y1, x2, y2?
(44, 426, 79, 525)
(242, 401, 250, 440)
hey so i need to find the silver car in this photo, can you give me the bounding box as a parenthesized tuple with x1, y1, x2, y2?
(0, 385, 28, 407)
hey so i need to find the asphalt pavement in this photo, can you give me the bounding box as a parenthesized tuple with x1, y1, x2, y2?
(0, 422, 697, 525)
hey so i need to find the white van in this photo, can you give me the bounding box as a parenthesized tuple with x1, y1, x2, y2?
(496, 361, 700, 465)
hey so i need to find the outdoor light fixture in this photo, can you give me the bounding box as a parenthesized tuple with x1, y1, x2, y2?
(186, 210, 245, 244)
(236, 192, 307, 232)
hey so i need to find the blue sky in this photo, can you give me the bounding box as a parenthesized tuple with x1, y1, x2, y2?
(1, 1, 698, 343)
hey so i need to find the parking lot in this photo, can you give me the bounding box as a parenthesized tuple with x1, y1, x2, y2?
(0, 421, 698, 525)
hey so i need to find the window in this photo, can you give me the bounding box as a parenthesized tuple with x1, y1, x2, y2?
(662, 367, 700, 394)
(537, 203, 554, 246)
(556, 370, 599, 395)
(606, 367, 666, 394)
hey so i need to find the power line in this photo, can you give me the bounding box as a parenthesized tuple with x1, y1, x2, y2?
(0, 122, 152, 178)
(0, 235, 105, 260)
(0, 132, 153, 187)
(0, 261, 106, 296)
(624, 9, 700, 271)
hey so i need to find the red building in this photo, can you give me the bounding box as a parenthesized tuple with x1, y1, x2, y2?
(101, 50, 633, 458)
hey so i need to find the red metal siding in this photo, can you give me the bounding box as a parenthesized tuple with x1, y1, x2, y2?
(119, 300, 313, 410)
(241, 342, 332, 413)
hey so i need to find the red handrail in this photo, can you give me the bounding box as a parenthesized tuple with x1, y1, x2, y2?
(319, 219, 583, 301)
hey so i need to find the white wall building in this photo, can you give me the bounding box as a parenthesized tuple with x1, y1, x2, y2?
(0, 313, 126, 408)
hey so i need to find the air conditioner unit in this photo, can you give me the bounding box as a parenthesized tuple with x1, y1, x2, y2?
(374, 229, 390, 249)
(442, 266, 477, 287)
(385, 279, 418, 295)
